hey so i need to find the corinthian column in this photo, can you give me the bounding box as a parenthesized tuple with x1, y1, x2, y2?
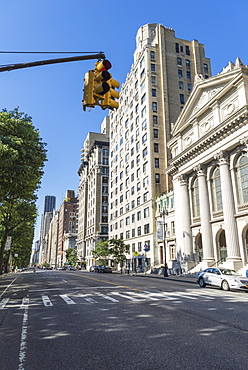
(179, 175, 193, 261)
(215, 151, 242, 267)
(194, 165, 215, 263)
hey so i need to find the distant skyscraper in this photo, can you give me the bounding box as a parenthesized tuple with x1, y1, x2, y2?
(43, 195, 56, 214)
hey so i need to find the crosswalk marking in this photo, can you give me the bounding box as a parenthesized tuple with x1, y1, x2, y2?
(20, 297, 29, 309)
(42, 295, 53, 307)
(60, 294, 76, 305)
(78, 294, 98, 303)
(1, 288, 247, 310)
(111, 292, 139, 301)
(95, 292, 119, 302)
(0, 298, 10, 309)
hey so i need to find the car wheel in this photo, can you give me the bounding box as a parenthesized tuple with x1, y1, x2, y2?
(199, 277, 206, 288)
(222, 280, 230, 291)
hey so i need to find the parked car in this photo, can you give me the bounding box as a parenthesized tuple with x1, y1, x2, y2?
(97, 266, 112, 273)
(89, 265, 100, 272)
(196, 267, 248, 291)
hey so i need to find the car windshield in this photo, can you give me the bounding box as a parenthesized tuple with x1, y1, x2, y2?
(219, 268, 239, 276)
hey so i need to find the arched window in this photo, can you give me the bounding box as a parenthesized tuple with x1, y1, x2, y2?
(211, 167, 223, 212)
(192, 178, 200, 217)
(235, 155, 248, 205)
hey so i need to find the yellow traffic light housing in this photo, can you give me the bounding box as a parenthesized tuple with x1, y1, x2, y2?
(101, 77, 120, 110)
(82, 59, 120, 111)
(82, 70, 95, 110)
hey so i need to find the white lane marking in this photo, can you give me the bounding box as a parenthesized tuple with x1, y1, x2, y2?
(62, 280, 67, 283)
(0, 277, 18, 298)
(18, 296, 29, 370)
(60, 294, 76, 305)
(78, 294, 98, 303)
(42, 295, 53, 306)
(95, 292, 119, 302)
(164, 292, 197, 300)
(111, 292, 139, 301)
(20, 297, 30, 309)
(0, 298, 10, 309)
(126, 291, 159, 301)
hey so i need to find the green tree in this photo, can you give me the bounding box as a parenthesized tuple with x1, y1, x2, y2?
(65, 247, 78, 266)
(108, 238, 130, 273)
(0, 108, 47, 273)
(92, 240, 109, 266)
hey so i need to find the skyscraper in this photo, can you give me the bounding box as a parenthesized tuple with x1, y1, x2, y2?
(108, 23, 211, 269)
(43, 195, 56, 213)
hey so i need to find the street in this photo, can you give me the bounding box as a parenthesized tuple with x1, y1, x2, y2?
(0, 270, 247, 370)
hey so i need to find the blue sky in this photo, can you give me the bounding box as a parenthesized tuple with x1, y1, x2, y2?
(0, 0, 247, 243)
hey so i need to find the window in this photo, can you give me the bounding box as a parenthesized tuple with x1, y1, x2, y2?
(178, 69, 183, 79)
(137, 226, 141, 236)
(142, 133, 147, 144)
(132, 213, 135, 223)
(126, 216, 130, 225)
(136, 154, 140, 164)
(140, 69, 145, 79)
(142, 119, 147, 130)
(175, 43, 179, 53)
(131, 200, 135, 209)
(235, 155, 248, 205)
(143, 161, 148, 173)
(143, 147, 148, 157)
(154, 143, 159, 153)
(192, 178, 200, 217)
(137, 211, 141, 221)
(126, 203, 130, 212)
(186, 59, 190, 68)
(155, 173, 160, 184)
(144, 224, 150, 234)
(177, 57, 182, 65)
(180, 94, 185, 104)
(155, 158, 159, 168)
(150, 51, 155, 60)
(137, 182, 141, 191)
(143, 176, 148, 187)
(132, 229, 135, 237)
(151, 64, 155, 72)
(179, 81, 184, 90)
(204, 63, 208, 72)
(152, 102, 157, 112)
(153, 115, 158, 125)
(187, 71, 191, 79)
(141, 106, 146, 118)
(102, 157, 109, 165)
(126, 230, 130, 239)
(152, 89, 156, 97)
(187, 83, 192, 92)
(143, 191, 149, 202)
(137, 196, 141, 205)
(151, 76, 156, 85)
(153, 129, 158, 138)
(185, 45, 190, 55)
(144, 207, 149, 218)
(211, 168, 223, 212)
(141, 93, 146, 104)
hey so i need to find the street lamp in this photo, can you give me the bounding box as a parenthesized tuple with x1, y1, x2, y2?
(160, 209, 168, 277)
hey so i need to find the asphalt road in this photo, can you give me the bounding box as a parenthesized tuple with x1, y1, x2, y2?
(0, 269, 247, 370)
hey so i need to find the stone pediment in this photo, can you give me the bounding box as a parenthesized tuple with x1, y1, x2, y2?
(172, 64, 243, 135)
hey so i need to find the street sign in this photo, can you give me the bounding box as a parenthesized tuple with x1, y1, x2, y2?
(144, 244, 150, 252)
(133, 251, 139, 256)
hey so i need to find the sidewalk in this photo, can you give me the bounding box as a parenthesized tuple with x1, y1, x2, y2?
(121, 271, 197, 284)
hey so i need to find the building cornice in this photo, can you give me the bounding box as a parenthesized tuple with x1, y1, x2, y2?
(167, 105, 248, 175)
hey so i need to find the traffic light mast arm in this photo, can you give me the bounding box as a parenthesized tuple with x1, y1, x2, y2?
(0, 53, 106, 72)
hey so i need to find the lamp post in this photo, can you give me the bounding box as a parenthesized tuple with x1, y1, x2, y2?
(160, 209, 168, 277)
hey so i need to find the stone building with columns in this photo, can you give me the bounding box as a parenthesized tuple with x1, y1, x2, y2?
(167, 58, 248, 273)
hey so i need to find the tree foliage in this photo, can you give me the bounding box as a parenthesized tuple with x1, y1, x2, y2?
(0, 108, 47, 273)
(65, 247, 78, 265)
(108, 238, 130, 272)
(92, 240, 109, 266)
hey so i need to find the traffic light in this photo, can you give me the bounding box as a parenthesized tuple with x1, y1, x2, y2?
(82, 70, 95, 110)
(100, 77, 120, 110)
(82, 59, 120, 110)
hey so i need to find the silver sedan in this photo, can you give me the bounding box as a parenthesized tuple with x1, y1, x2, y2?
(196, 267, 248, 291)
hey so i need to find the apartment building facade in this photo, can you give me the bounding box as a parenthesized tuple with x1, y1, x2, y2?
(108, 23, 211, 269)
(77, 118, 110, 268)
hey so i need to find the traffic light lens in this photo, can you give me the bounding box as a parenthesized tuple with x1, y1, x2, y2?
(102, 60, 111, 70)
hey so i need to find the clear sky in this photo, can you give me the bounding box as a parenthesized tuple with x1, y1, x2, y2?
(0, 0, 247, 244)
